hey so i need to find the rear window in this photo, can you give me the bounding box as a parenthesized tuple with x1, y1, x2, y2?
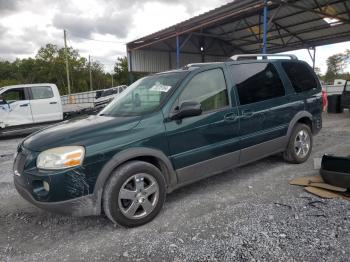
(31, 86, 54, 99)
(282, 62, 318, 92)
(230, 63, 285, 105)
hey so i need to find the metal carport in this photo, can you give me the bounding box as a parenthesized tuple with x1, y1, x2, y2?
(126, 0, 350, 74)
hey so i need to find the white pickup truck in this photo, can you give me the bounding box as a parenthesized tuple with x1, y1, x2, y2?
(0, 83, 63, 135)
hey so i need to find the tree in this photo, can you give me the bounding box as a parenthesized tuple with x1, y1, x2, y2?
(325, 49, 350, 82)
(0, 43, 112, 94)
(314, 67, 322, 78)
(113, 56, 129, 85)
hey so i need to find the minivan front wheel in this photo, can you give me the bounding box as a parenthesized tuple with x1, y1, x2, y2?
(283, 123, 313, 164)
(103, 161, 166, 227)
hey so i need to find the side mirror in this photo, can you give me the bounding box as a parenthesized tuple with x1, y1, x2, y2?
(172, 101, 202, 120)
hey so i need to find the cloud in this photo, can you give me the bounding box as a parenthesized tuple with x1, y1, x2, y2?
(0, 24, 7, 35)
(0, 41, 34, 60)
(0, 0, 349, 75)
(100, 0, 230, 14)
(21, 26, 62, 47)
(52, 11, 132, 39)
(52, 14, 95, 38)
(0, 0, 21, 14)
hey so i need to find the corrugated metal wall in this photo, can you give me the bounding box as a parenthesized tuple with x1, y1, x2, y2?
(128, 50, 227, 73)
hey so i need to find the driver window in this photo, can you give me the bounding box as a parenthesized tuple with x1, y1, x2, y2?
(178, 68, 229, 112)
(2, 88, 26, 103)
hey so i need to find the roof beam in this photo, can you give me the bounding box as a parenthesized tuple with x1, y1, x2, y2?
(215, 0, 346, 37)
(267, 3, 283, 31)
(137, 47, 226, 57)
(216, 25, 247, 54)
(215, 39, 229, 56)
(243, 18, 260, 41)
(233, 9, 349, 43)
(192, 31, 246, 53)
(242, 19, 350, 50)
(275, 23, 286, 46)
(249, 31, 350, 53)
(179, 33, 193, 49)
(344, 1, 350, 20)
(273, 21, 309, 46)
(280, 0, 350, 24)
(162, 40, 175, 51)
(312, 0, 323, 12)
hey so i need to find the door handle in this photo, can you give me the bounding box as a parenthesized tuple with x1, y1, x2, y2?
(224, 112, 237, 121)
(20, 103, 29, 107)
(50, 101, 58, 104)
(241, 110, 255, 118)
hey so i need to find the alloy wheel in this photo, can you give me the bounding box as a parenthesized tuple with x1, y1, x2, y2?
(118, 173, 159, 219)
(294, 129, 310, 158)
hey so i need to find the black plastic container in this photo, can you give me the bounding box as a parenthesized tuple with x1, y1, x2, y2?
(320, 154, 350, 189)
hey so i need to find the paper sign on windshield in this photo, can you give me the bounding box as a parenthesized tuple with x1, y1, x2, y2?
(150, 84, 172, 92)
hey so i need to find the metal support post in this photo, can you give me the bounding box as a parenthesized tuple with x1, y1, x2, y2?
(262, 0, 268, 55)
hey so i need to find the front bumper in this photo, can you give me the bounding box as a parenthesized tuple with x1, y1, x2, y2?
(14, 177, 99, 216)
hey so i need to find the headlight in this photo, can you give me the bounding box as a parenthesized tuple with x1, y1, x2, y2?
(37, 146, 85, 170)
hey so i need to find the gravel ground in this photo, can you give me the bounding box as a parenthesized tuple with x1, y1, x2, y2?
(1, 113, 350, 262)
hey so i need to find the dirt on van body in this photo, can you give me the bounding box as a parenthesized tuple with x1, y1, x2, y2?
(0, 113, 349, 261)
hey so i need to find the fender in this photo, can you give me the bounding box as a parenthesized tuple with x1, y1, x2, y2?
(92, 147, 178, 214)
(286, 111, 313, 139)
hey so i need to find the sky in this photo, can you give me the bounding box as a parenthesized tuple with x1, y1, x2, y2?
(0, 0, 349, 74)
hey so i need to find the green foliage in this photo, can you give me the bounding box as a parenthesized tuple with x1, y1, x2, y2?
(313, 67, 322, 78)
(325, 49, 350, 83)
(113, 56, 129, 85)
(113, 56, 148, 86)
(0, 44, 131, 95)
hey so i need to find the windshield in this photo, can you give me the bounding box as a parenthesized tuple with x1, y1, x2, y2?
(100, 72, 186, 116)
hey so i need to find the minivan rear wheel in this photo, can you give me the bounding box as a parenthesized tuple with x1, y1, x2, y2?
(283, 123, 312, 164)
(103, 161, 166, 227)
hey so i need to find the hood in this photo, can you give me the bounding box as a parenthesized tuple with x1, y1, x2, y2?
(23, 115, 141, 151)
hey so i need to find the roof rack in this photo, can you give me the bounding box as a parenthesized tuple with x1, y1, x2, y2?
(230, 54, 298, 61)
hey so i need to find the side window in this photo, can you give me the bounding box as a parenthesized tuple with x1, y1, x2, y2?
(31, 86, 54, 100)
(2, 88, 26, 103)
(345, 82, 350, 92)
(282, 62, 318, 92)
(230, 63, 285, 105)
(179, 68, 229, 112)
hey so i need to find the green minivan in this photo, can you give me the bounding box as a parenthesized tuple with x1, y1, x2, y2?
(14, 55, 322, 227)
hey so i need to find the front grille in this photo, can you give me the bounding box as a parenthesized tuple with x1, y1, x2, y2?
(13, 152, 27, 175)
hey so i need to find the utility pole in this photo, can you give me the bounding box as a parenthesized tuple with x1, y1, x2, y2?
(64, 29, 71, 95)
(89, 55, 93, 91)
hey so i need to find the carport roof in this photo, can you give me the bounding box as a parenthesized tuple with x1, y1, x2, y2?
(126, 0, 350, 56)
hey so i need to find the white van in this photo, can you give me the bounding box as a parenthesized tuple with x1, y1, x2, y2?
(0, 84, 63, 131)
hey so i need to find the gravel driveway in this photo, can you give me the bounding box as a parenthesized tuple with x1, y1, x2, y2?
(1, 113, 349, 261)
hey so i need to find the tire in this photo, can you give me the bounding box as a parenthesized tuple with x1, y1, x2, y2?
(283, 123, 313, 164)
(103, 161, 166, 227)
